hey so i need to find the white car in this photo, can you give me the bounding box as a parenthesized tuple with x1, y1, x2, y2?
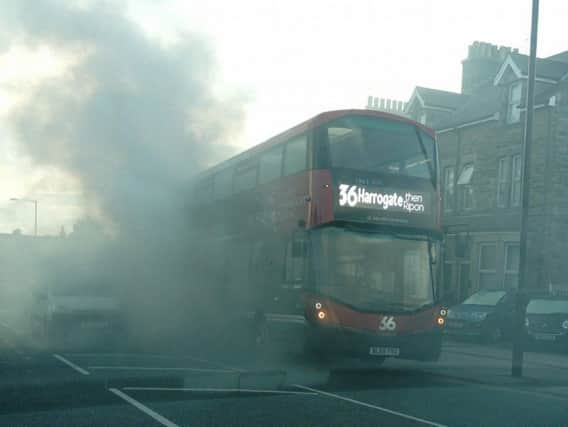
(30, 284, 124, 350)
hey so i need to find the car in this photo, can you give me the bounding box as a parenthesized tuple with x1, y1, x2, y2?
(525, 296, 568, 351)
(30, 282, 125, 350)
(444, 290, 515, 343)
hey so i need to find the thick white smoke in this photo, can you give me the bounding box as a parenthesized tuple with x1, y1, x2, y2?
(1, 0, 246, 351)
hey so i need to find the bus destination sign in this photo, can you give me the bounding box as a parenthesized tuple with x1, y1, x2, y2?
(338, 184, 426, 214)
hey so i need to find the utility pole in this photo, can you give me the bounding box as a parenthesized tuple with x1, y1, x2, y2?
(512, 0, 539, 378)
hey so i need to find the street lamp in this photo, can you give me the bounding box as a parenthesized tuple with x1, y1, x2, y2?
(10, 198, 38, 237)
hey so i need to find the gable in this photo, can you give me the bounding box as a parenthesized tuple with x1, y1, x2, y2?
(493, 55, 522, 86)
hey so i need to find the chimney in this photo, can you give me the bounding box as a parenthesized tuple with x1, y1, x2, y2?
(461, 41, 516, 94)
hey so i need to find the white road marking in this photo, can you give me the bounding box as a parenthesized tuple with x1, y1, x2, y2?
(53, 354, 90, 375)
(109, 388, 178, 427)
(294, 384, 448, 427)
(122, 386, 317, 395)
(88, 365, 234, 373)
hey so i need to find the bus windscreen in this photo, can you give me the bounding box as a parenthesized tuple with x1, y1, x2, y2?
(312, 227, 435, 313)
(326, 116, 435, 182)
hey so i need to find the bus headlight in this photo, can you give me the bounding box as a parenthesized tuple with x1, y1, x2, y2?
(317, 310, 327, 320)
(440, 308, 448, 317)
(315, 302, 322, 310)
(436, 317, 445, 326)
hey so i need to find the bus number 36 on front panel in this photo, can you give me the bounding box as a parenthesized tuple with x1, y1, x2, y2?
(379, 316, 397, 331)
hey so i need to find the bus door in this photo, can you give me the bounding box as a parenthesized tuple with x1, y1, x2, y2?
(272, 231, 309, 348)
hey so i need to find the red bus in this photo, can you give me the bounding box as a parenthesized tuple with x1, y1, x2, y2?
(192, 109, 445, 362)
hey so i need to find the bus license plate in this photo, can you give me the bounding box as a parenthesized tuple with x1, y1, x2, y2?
(369, 347, 400, 356)
(533, 333, 556, 341)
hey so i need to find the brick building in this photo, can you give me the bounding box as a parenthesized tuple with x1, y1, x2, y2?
(369, 41, 568, 303)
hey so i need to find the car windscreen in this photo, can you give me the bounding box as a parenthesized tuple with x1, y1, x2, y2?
(526, 299, 568, 314)
(325, 116, 436, 182)
(462, 291, 506, 306)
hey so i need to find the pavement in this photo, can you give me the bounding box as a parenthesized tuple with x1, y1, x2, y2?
(1, 312, 568, 427)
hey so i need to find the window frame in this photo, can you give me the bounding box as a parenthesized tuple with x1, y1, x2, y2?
(511, 154, 522, 207)
(443, 166, 455, 211)
(497, 157, 511, 208)
(507, 81, 522, 124)
(504, 242, 520, 290)
(457, 163, 474, 211)
(478, 242, 498, 290)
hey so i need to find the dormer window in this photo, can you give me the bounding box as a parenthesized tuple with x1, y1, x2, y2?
(507, 81, 522, 124)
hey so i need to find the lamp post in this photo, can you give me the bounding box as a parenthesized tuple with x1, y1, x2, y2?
(10, 198, 38, 237)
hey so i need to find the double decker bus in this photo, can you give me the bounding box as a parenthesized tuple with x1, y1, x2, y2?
(192, 109, 445, 362)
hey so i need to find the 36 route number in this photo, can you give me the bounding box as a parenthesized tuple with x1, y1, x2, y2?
(379, 316, 397, 331)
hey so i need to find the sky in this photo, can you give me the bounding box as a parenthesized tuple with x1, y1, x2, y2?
(1, 0, 567, 235)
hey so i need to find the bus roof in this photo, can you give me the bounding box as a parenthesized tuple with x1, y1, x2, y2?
(198, 109, 435, 179)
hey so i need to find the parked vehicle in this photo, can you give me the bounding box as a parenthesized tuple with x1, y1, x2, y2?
(525, 296, 568, 351)
(445, 290, 515, 343)
(30, 281, 124, 350)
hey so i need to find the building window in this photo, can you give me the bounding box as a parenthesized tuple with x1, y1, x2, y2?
(443, 166, 455, 211)
(479, 243, 498, 289)
(497, 157, 510, 208)
(511, 154, 522, 207)
(457, 163, 474, 210)
(507, 81, 522, 124)
(504, 243, 520, 290)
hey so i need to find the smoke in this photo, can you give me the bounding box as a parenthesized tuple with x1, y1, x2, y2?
(1, 0, 246, 351)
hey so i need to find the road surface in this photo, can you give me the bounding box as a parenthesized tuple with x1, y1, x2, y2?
(1, 315, 568, 426)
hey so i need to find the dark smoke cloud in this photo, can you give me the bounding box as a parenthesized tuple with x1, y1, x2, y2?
(1, 0, 245, 350)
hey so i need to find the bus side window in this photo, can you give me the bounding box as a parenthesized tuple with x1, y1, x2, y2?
(284, 233, 307, 287)
(283, 135, 307, 176)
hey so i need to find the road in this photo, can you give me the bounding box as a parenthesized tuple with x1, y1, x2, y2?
(1, 316, 568, 426)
